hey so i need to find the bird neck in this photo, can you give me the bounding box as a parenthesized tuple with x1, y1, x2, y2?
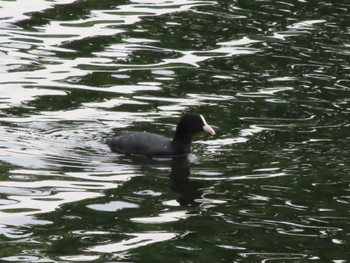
(172, 130, 193, 146)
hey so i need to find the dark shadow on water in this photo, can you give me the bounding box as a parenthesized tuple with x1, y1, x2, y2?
(113, 154, 204, 206)
(169, 157, 203, 206)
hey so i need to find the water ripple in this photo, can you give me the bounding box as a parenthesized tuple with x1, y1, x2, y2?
(1, 0, 350, 261)
(88, 232, 177, 253)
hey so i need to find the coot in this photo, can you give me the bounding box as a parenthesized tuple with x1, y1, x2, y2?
(107, 113, 215, 157)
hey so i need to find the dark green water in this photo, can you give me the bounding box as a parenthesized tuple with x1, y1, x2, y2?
(1, 0, 350, 261)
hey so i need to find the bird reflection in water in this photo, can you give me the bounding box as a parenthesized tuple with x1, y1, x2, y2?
(113, 155, 204, 206)
(169, 157, 203, 206)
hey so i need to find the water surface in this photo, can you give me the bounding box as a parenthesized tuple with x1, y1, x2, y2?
(1, 0, 350, 261)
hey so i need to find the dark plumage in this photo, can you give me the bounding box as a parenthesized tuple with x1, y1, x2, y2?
(107, 113, 215, 157)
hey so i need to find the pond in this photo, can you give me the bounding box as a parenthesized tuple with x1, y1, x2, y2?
(1, 0, 350, 261)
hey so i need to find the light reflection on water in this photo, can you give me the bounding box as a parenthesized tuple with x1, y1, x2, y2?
(1, 0, 350, 261)
(88, 232, 178, 253)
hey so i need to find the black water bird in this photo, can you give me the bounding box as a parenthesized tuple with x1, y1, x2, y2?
(107, 113, 215, 157)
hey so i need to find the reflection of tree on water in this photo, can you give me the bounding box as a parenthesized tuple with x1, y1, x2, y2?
(170, 157, 203, 206)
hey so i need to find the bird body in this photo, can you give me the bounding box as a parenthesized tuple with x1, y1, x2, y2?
(107, 113, 215, 157)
